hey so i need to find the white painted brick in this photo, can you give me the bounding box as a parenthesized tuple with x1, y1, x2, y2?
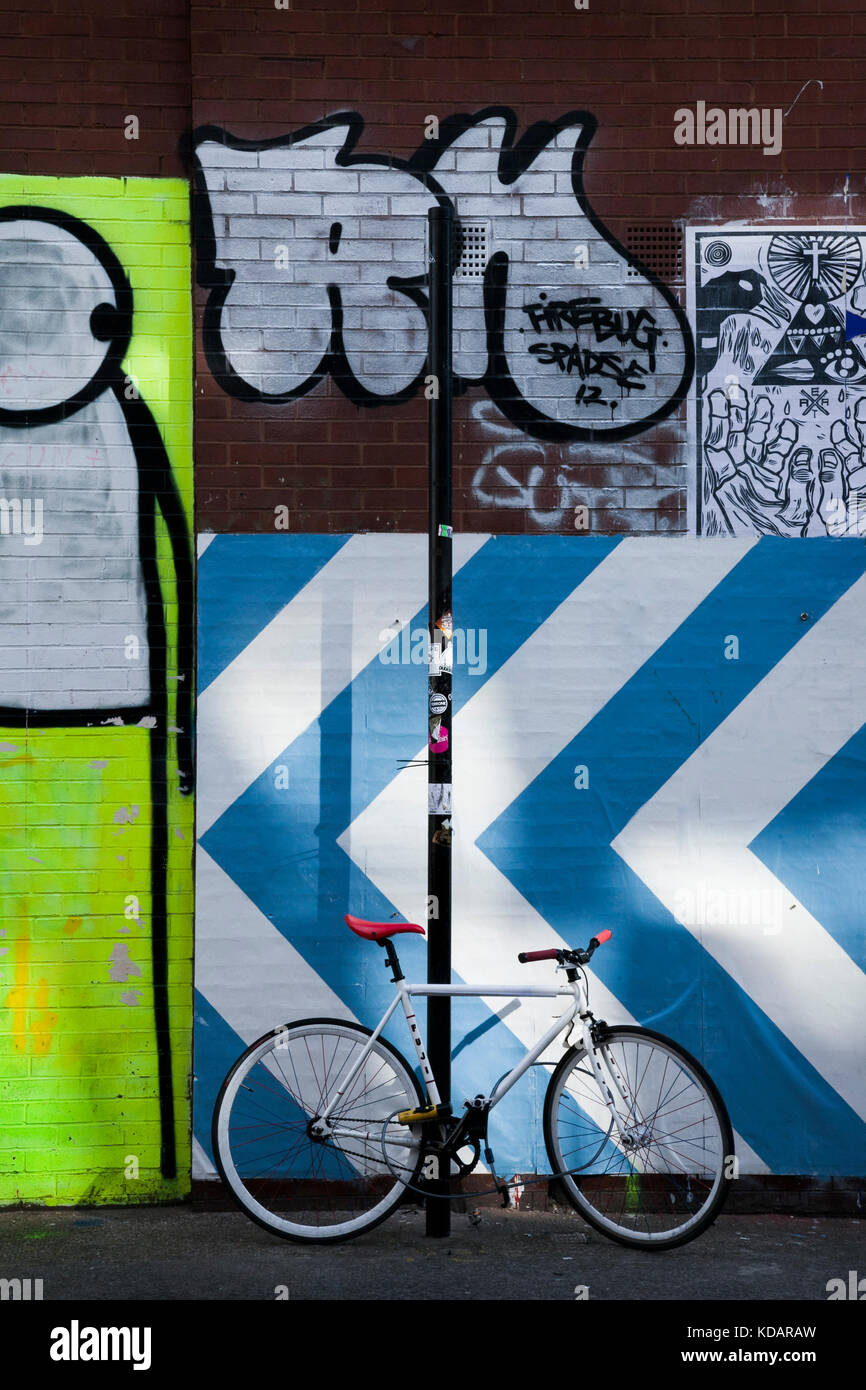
(212, 193, 256, 213)
(229, 261, 294, 282)
(228, 217, 306, 238)
(450, 150, 500, 173)
(263, 237, 328, 261)
(267, 148, 325, 170)
(230, 307, 296, 328)
(446, 125, 496, 149)
(258, 142, 342, 170)
(322, 195, 388, 216)
(360, 216, 422, 239)
(439, 173, 494, 194)
(255, 194, 324, 215)
(294, 170, 359, 192)
(262, 330, 324, 351)
(223, 283, 262, 305)
(357, 171, 402, 193)
(213, 238, 262, 261)
(300, 262, 361, 283)
(446, 196, 500, 217)
(522, 197, 582, 216)
(336, 240, 395, 261)
(295, 307, 329, 328)
(195, 142, 259, 169)
(261, 281, 320, 304)
(387, 194, 438, 215)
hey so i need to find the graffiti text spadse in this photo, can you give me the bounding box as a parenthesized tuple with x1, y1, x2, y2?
(50, 1321, 152, 1371)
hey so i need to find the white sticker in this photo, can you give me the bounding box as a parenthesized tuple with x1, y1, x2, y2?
(429, 692, 448, 715)
(428, 783, 452, 815)
(429, 642, 442, 676)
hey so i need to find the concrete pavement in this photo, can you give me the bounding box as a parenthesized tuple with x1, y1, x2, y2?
(0, 1203, 861, 1302)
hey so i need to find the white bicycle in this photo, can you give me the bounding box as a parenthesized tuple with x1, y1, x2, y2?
(212, 915, 733, 1250)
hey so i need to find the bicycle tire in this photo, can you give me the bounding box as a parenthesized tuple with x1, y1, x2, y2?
(212, 1017, 426, 1244)
(543, 1025, 733, 1251)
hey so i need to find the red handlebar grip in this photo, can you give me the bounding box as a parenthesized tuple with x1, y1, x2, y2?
(518, 948, 560, 963)
(594, 930, 612, 945)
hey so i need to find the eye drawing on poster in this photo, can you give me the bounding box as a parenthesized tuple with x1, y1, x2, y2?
(0, 206, 194, 1178)
(188, 107, 694, 442)
(690, 228, 866, 536)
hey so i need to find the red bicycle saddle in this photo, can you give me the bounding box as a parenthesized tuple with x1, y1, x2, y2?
(345, 914, 426, 941)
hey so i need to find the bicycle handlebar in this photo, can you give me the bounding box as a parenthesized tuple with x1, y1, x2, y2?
(518, 929, 612, 967)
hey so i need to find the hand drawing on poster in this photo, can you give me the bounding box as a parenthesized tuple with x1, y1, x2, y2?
(690, 228, 866, 536)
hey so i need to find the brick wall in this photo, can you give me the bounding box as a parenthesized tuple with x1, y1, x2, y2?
(185, 0, 866, 536)
(2, 0, 862, 536)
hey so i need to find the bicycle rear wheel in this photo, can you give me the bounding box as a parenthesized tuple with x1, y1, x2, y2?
(212, 1018, 425, 1243)
(544, 1025, 733, 1250)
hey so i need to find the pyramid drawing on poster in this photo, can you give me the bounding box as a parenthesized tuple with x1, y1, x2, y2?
(755, 233, 866, 386)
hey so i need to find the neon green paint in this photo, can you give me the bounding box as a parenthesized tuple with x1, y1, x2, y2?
(0, 175, 193, 1205)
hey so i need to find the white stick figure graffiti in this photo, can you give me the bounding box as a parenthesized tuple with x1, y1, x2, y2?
(0, 207, 193, 1177)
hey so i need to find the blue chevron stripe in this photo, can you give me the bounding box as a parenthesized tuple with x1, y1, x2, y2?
(478, 538, 866, 1172)
(197, 533, 349, 694)
(751, 722, 866, 974)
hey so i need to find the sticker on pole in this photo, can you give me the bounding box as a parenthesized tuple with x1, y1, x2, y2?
(429, 692, 448, 715)
(437, 524, 453, 538)
(428, 783, 452, 815)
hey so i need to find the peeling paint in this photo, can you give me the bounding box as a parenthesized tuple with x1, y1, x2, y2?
(108, 942, 143, 984)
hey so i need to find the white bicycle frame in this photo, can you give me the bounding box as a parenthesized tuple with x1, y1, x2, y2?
(311, 966, 642, 1147)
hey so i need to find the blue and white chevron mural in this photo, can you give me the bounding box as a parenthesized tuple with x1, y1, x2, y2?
(193, 535, 866, 1180)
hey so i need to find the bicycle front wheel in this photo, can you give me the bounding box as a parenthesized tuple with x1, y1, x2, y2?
(544, 1025, 733, 1250)
(212, 1018, 425, 1243)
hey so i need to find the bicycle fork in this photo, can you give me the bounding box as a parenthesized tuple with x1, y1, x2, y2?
(579, 1017, 647, 1149)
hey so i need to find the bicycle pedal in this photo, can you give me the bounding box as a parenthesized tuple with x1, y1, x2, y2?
(396, 1102, 452, 1125)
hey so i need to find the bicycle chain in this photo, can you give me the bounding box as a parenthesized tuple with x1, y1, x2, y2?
(377, 1108, 614, 1202)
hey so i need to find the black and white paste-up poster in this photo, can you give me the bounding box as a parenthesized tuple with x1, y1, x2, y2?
(688, 228, 866, 536)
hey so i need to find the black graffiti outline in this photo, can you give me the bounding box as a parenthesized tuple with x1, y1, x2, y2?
(186, 108, 694, 442)
(0, 205, 194, 1179)
(186, 112, 447, 411)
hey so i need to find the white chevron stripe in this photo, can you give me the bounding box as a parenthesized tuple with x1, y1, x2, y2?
(613, 573, 866, 1122)
(339, 537, 767, 1171)
(197, 533, 487, 836)
(192, 1135, 217, 1180)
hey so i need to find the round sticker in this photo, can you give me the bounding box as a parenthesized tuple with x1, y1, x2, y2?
(429, 692, 448, 715)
